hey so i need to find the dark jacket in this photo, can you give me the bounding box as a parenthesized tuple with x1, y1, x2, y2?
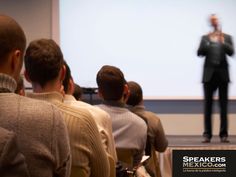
(197, 33, 234, 83)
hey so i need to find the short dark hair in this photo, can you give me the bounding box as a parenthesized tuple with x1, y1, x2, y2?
(24, 39, 64, 87)
(0, 15, 26, 63)
(96, 65, 126, 101)
(73, 84, 83, 100)
(63, 61, 72, 93)
(126, 81, 143, 106)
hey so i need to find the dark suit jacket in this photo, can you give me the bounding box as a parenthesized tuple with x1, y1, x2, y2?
(0, 127, 29, 177)
(197, 33, 234, 83)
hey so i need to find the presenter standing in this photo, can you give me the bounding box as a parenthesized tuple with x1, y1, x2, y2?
(197, 14, 234, 143)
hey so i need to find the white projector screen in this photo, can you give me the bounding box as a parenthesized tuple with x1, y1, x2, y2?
(59, 0, 236, 99)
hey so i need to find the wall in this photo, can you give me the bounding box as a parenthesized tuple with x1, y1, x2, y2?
(1, 0, 235, 135)
(0, 0, 53, 43)
(0, 0, 56, 88)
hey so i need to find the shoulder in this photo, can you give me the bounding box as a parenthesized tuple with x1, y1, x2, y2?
(19, 95, 58, 112)
(223, 33, 233, 39)
(58, 103, 96, 127)
(129, 111, 147, 129)
(141, 110, 160, 122)
(58, 102, 91, 117)
(13, 95, 63, 124)
(201, 34, 209, 39)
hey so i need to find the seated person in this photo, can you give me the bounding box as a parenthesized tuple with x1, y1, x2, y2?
(63, 62, 117, 163)
(0, 15, 71, 177)
(127, 81, 168, 177)
(96, 65, 147, 167)
(24, 39, 109, 177)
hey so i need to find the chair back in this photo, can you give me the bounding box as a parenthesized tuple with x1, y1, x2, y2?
(145, 147, 162, 177)
(116, 148, 136, 167)
(70, 167, 87, 177)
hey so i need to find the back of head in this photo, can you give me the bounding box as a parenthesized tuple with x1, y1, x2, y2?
(126, 81, 143, 106)
(0, 15, 26, 65)
(24, 39, 64, 87)
(96, 65, 126, 101)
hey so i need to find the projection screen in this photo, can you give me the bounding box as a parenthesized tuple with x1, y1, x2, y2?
(59, 0, 236, 99)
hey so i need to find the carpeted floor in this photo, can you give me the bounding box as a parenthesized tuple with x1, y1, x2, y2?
(167, 135, 236, 147)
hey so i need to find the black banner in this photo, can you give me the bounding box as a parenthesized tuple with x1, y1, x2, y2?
(172, 150, 236, 177)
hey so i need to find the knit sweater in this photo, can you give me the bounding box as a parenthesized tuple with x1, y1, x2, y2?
(27, 92, 109, 177)
(0, 127, 29, 177)
(64, 94, 117, 162)
(97, 102, 147, 166)
(0, 74, 71, 177)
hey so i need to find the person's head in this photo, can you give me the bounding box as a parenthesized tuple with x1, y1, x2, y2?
(96, 65, 129, 101)
(0, 15, 26, 81)
(73, 84, 83, 100)
(24, 39, 65, 91)
(15, 75, 25, 96)
(126, 81, 143, 106)
(209, 14, 219, 30)
(63, 61, 74, 95)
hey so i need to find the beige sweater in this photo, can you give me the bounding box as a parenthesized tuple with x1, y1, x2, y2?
(0, 127, 30, 176)
(64, 94, 117, 162)
(0, 74, 71, 177)
(27, 92, 110, 177)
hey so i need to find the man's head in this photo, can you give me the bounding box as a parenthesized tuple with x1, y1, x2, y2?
(96, 65, 128, 101)
(0, 15, 26, 81)
(24, 39, 64, 89)
(209, 14, 219, 30)
(126, 81, 143, 106)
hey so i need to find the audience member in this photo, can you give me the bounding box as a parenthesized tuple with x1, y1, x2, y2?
(63, 62, 117, 162)
(0, 127, 29, 177)
(127, 81, 168, 152)
(127, 81, 168, 177)
(96, 65, 147, 167)
(0, 15, 71, 177)
(24, 38, 109, 177)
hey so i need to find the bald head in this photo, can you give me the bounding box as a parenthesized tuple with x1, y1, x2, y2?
(0, 15, 26, 64)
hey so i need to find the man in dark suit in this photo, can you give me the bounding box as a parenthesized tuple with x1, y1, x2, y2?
(197, 14, 234, 143)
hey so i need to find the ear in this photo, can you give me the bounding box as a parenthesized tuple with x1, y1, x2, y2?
(60, 64, 66, 82)
(24, 70, 32, 83)
(123, 84, 130, 102)
(11, 50, 20, 69)
(11, 50, 23, 80)
(69, 78, 75, 94)
(97, 88, 104, 99)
